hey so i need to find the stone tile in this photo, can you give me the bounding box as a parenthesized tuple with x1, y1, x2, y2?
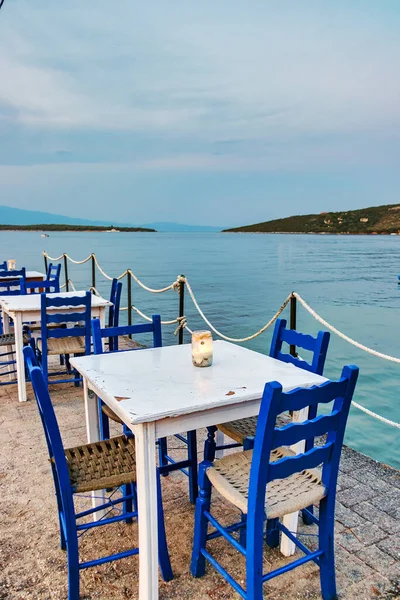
(335, 502, 368, 529)
(339, 446, 375, 474)
(335, 529, 364, 553)
(352, 501, 400, 534)
(377, 536, 400, 562)
(335, 545, 375, 586)
(349, 523, 388, 547)
(337, 483, 376, 508)
(356, 545, 395, 573)
(337, 472, 360, 491)
(369, 489, 400, 520)
(341, 573, 394, 599)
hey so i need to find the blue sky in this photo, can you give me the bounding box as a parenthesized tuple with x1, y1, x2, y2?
(0, 1, 399, 227)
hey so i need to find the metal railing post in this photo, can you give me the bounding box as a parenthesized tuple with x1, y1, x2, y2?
(127, 271, 132, 338)
(91, 254, 96, 292)
(178, 275, 185, 345)
(290, 293, 297, 357)
(63, 255, 69, 292)
(43, 253, 48, 274)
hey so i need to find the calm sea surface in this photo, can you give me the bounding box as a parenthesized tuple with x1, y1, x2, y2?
(1, 230, 399, 469)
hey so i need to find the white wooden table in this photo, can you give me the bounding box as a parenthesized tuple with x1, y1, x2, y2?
(71, 340, 327, 600)
(0, 291, 111, 402)
(0, 270, 45, 282)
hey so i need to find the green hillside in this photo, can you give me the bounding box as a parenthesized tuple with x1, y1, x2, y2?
(0, 224, 155, 233)
(223, 204, 400, 235)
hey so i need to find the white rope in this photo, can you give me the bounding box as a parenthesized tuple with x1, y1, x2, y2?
(42, 252, 65, 261)
(294, 292, 400, 365)
(127, 269, 179, 293)
(352, 401, 400, 429)
(184, 278, 292, 342)
(124, 304, 183, 326)
(90, 286, 101, 297)
(293, 292, 400, 429)
(67, 279, 76, 291)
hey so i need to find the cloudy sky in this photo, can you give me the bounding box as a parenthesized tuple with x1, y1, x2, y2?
(0, 1, 399, 227)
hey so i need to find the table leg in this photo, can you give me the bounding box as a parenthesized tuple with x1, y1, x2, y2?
(133, 422, 159, 600)
(83, 379, 106, 519)
(215, 430, 225, 458)
(2, 307, 13, 380)
(13, 313, 27, 402)
(280, 406, 308, 557)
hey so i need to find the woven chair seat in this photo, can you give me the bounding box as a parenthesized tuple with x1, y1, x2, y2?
(0, 332, 30, 347)
(206, 447, 326, 519)
(217, 413, 291, 445)
(64, 435, 136, 493)
(37, 336, 85, 356)
(102, 404, 124, 424)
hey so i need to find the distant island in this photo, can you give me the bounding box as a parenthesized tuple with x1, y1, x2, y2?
(223, 203, 400, 235)
(0, 224, 156, 233)
(0, 205, 224, 232)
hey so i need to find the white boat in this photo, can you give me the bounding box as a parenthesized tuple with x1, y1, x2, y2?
(41, 233, 49, 238)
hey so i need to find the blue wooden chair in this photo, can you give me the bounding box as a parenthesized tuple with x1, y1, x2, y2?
(191, 365, 359, 600)
(92, 316, 199, 503)
(211, 318, 330, 452)
(210, 318, 330, 524)
(23, 345, 172, 600)
(47, 262, 62, 287)
(0, 260, 7, 270)
(37, 292, 92, 386)
(0, 267, 26, 297)
(0, 272, 30, 382)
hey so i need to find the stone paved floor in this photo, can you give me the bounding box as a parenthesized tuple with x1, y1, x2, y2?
(0, 370, 399, 599)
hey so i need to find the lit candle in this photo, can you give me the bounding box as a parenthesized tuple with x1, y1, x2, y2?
(7, 259, 16, 271)
(192, 330, 213, 367)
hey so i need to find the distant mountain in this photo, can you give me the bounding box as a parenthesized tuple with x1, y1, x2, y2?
(0, 206, 223, 232)
(141, 222, 223, 232)
(223, 204, 400, 235)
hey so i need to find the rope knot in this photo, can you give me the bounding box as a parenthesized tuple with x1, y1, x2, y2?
(174, 316, 187, 336)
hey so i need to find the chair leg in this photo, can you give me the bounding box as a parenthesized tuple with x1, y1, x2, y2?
(239, 511, 247, 547)
(204, 426, 217, 462)
(302, 505, 314, 525)
(318, 496, 337, 600)
(243, 436, 255, 451)
(187, 430, 198, 503)
(98, 398, 110, 440)
(65, 519, 80, 600)
(156, 474, 173, 582)
(190, 463, 212, 578)
(158, 437, 169, 476)
(123, 483, 134, 525)
(266, 517, 279, 548)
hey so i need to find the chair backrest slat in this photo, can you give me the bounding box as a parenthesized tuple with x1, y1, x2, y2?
(269, 318, 330, 376)
(271, 412, 340, 450)
(92, 314, 162, 355)
(268, 443, 334, 482)
(277, 379, 348, 414)
(21, 279, 60, 294)
(0, 267, 26, 296)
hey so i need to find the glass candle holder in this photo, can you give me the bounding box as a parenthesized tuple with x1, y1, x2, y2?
(7, 259, 16, 271)
(192, 330, 213, 367)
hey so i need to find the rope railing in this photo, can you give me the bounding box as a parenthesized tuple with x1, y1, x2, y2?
(42, 252, 400, 429)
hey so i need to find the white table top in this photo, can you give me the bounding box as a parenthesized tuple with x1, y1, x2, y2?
(0, 290, 111, 312)
(71, 341, 327, 426)
(0, 270, 45, 280)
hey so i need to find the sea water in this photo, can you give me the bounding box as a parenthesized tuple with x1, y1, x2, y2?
(1, 230, 399, 469)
